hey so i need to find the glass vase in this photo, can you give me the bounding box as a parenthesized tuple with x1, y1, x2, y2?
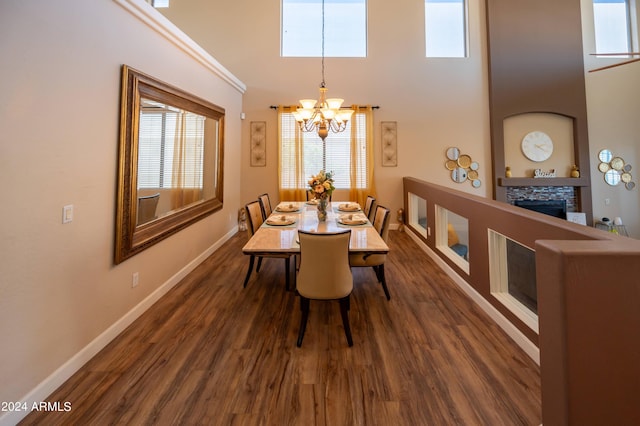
(317, 198, 328, 222)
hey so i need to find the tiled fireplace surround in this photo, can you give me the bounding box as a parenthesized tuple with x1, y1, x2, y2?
(506, 186, 577, 212)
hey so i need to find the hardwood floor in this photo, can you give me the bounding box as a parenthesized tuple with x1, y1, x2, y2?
(21, 230, 541, 425)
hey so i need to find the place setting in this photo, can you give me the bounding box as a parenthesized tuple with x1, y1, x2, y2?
(265, 214, 297, 226)
(336, 202, 361, 212)
(337, 213, 369, 226)
(275, 203, 301, 213)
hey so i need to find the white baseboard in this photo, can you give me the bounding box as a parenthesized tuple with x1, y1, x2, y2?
(0, 227, 238, 426)
(405, 230, 540, 365)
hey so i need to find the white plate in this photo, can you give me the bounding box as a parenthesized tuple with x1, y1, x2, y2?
(266, 216, 296, 226)
(275, 204, 299, 212)
(338, 203, 360, 212)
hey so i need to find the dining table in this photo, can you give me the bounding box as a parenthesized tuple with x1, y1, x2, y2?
(241, 200, 390, 289)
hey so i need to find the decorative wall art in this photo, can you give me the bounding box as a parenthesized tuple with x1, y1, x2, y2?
(250, 121, 266, 167)
(445, 147, 481, 188)
(381, 121, 398, 167)
(597, 149, 635, 190)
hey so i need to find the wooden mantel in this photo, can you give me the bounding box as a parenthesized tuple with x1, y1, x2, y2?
(497, 177, 589, 187)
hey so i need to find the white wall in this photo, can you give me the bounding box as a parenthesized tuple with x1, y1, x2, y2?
(161, 0, 492, 221)
(0, 0, 243, 415)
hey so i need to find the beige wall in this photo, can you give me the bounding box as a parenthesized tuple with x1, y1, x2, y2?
(0, 0, 243, 410)
(162, 0, 640, 237)
(161, 0, 492, 219)
(581, 0, 640, 237)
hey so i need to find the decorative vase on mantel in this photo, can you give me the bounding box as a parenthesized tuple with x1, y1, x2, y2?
(317, 198, 328, 222)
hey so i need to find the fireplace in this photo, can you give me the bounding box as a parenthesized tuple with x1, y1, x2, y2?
(514, 199, 567, 219)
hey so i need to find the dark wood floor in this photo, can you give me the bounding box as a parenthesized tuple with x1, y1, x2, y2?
(21, 230, 541, 425)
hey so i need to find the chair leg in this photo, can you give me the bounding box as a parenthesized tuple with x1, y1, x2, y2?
(297, 296, 310, 347)
(339, 296, 353, 347)
(284, 257, 290, 291)
(372, 265, 391, 300)
(378, 264, 391, 301)
(243, 255, 255, 288)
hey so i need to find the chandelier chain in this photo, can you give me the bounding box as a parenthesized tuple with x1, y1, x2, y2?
(321, 0, 325, 88)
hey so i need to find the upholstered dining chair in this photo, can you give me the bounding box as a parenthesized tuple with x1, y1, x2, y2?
(243, 200, 293, 290)
(363, 195, 376, 221)
(296, 229, 354, 347)
(349, 205, 391, 300)
(258, 193, 272, 219)
(137, 193, 160, 224)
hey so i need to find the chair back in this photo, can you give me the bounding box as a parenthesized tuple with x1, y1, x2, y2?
(364, 196, 376, 221)
(245, 200, 264, 238)
(137, 193, 160, 224)
(297, 230, 353, 300)
(258, 193, 272, 219)
(371, 205, 391, 242)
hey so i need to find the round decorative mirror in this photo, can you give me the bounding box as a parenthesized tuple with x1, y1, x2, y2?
(451, 167, 468, 183)
(599, 149, 613, 163)
(605, 169, 621, 186)
(446, 147, 460, 161)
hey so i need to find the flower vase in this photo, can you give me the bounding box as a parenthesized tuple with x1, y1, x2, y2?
(317, 198, 328, 222)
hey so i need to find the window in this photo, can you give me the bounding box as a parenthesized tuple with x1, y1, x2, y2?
(425, 0, 467, 58)
(280, 111, 368, 189)
(281, 0, 367, 57)
(593, 0, 633, 55)
(138, 107, 205, 190)
(151, 0, 169, 8)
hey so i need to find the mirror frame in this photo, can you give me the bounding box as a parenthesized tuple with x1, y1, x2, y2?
(115, 65, 225, 264)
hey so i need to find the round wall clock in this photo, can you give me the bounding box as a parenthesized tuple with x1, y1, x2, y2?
(521, 131, 554, 162)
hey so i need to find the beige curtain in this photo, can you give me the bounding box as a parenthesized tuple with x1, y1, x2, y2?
(278, 106, 308, 201)
(278, 105, 375, 203)
(349, 105, 376, 206)
(171, 111, 203, 209)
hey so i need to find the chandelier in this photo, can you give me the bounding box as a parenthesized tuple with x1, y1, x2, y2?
(291, 0, 353, 141)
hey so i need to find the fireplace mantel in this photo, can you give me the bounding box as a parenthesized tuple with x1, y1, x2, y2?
(497, 177, 589, 187)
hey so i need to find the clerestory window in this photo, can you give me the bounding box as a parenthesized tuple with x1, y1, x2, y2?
(593, 0, 635, 55)
(425, 0, 468, 58)
(281, 0, 367, 57)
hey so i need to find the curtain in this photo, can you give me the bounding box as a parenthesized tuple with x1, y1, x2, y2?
(278, 105, 376, 203)
(278, 106, 309, 201)
(349, 105, 376, 206)
(171, 111, 204, 209)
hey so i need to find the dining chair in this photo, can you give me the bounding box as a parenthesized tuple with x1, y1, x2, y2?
(258, 193, 272, 219)
(349, 205, 391, 300)
(296, 229, 354, 347)
(363, 195, 376, 221)
(243, 200, 293, 290)
(137, 193, 160, 224)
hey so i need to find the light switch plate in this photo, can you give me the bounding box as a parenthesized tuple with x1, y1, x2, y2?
(62, 205, 73, 224)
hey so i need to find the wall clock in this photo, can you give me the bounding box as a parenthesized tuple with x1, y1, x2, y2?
(521, 131, 553, 162)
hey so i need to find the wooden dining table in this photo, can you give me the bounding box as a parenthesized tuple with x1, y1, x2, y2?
(241, 201, 390, 289)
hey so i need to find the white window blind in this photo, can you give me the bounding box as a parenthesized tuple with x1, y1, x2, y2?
(137, 110, 204, 189)
(280, 111, 368, 189)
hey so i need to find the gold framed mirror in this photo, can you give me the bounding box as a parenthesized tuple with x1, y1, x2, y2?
(115, 65, 225, 264)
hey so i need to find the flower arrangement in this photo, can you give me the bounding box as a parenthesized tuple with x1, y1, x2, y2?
(308, 170, 335, 200)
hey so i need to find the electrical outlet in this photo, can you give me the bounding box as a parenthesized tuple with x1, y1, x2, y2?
(132, 272, 139, 288)
(605, 198, 610, 206)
